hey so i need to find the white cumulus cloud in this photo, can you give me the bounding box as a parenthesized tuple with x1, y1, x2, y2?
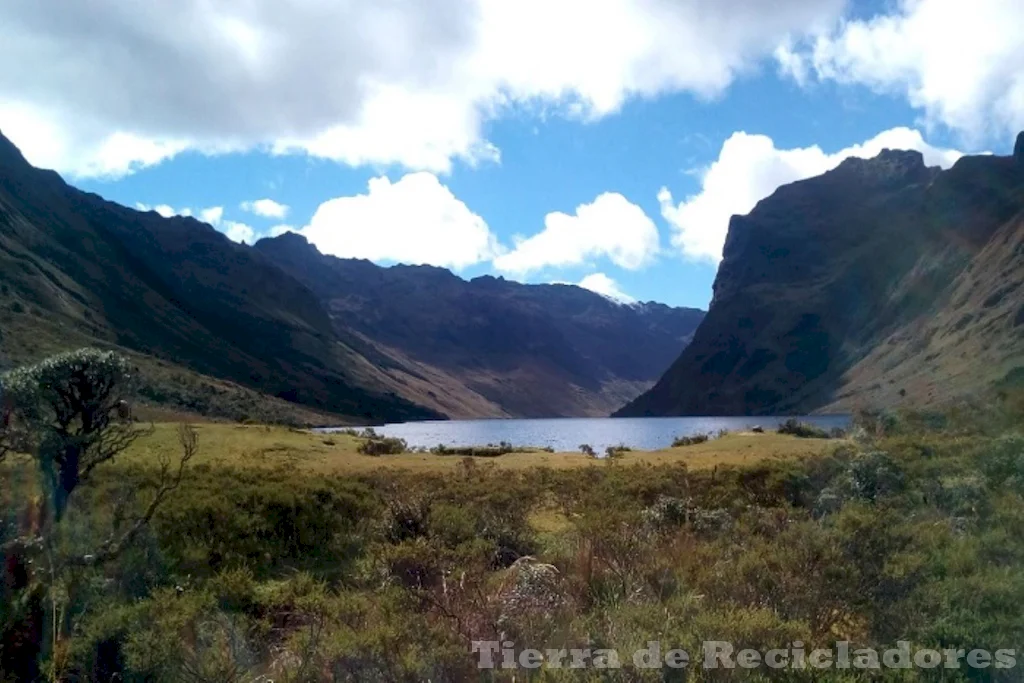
(199, 206, 224, 225)
(300, 172, 502, 270)
(577, 273, 636, 304)
(222, 221, 257, 244)
(0, 0, 845, 178)
(133, 202, 252, 243)
(493, 192, 660, 276)
(240, 198, 289, 219)
(660, 127, 964, 263)
(781, 0, 1024, 142)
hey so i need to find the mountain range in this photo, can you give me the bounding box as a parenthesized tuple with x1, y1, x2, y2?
(0, 130, 704, 423)
(618, 133, 1024, 416)
(6, 123, 1021, 423)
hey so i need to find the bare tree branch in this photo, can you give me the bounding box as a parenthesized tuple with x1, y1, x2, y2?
(65, 424, 197, 569)
(79, 420, 155, 481)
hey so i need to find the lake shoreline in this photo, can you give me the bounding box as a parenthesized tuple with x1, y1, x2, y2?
(317, 414, 852, 454)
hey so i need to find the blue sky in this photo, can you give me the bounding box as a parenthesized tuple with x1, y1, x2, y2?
(2, 1, 1022, 309)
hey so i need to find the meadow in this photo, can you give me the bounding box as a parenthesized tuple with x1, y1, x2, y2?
(112, 422, 841, 473)
(4, 399, 1024, 681)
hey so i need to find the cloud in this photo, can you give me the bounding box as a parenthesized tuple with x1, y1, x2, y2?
(300, 172, 502, 270)
(222, 221, 256, 244)
(660, 127, 964, 263)
(199, 206, 224, 225)
(782, 0, 1024, 141)
(576, 273, 636, 304)
(133, 202, 252, 243)
(0, 0, 845, 178)
(493, 192, 660, 275)
(268, 224, 294, 237)
(135, 202, 189, 218)
(240, 198, 289, 219)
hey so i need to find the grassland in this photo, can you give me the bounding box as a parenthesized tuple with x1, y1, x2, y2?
(5, 406, 1023, 681)
(116, 422, 842, 473)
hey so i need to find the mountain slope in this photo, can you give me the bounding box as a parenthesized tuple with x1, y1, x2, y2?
(0, 131, 439, 423)
(254, 233, 705, 417)
(617, 134, 1024, 417)
(0, 130, 704, 422)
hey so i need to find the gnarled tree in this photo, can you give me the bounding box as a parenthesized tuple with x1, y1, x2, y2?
(1, 349, 151, 522)
(1, 349, 197, 675)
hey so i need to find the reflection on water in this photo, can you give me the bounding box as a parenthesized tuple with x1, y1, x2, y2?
(324, 415, 851, 453)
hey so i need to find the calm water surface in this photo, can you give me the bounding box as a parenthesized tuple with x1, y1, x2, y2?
(325, 416, 851, 453)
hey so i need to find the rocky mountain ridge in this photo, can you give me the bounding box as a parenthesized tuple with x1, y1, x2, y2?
(618, 134, 1024, 416)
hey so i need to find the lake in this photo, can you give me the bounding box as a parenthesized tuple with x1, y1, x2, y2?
(324, 415, 851, 453)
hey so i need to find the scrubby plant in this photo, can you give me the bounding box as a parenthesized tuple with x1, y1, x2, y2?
(357, 436, 407, 455)
(604, 444, 631, 458)
(777, 418, 831, 439)
(671, 433, 710, 447)
(579, 443, 596, 457)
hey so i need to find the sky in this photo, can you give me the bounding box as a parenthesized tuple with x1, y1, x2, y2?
(1, 1, 1022, 309)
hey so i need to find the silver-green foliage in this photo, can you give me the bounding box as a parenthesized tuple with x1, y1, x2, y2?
(1, 348, 145, 520)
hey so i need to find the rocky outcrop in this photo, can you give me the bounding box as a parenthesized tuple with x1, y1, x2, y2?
(617, 135, 1024, 416)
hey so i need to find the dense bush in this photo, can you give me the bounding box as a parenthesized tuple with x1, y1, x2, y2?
(671, 433, 710, 447)
(777, 417, 831, 439)
(357, 435, 408, 455)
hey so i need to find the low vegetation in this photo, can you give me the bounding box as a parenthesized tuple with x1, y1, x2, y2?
(431, 442, 554, 457)
(357, 435, 409, 456)
(1, 349, 1022, 680)
(777, 417, 833, 439)
(605, 443, 632, 458)
(671, 433, 711, 447)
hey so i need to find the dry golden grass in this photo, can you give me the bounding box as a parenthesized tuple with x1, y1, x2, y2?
(117, 423, 841, 474)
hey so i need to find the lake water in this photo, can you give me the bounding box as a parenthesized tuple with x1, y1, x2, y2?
(324, 415, 851, 453)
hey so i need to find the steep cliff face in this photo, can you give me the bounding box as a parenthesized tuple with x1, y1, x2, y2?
(255, 233, 705, 418)
(618, 137, 1024, 416)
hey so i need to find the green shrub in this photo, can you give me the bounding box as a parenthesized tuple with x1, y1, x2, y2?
(777, 418, 831, 439)
(358, 436, 407, 455)
(605, 444, 632, 458)
(671, 433, 709, 447)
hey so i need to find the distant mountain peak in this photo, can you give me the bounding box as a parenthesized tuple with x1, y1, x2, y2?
(834, 147, 934, 186)
(1015, 131, 1024, 163)
(259, 230, 310, 248)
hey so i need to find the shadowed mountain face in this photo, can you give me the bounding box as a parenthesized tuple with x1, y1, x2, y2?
(618, 136, 1024, 417)
(0, 130, 704, 421)
(254, 234, 705, 417)
(0, 131, 438, 422)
